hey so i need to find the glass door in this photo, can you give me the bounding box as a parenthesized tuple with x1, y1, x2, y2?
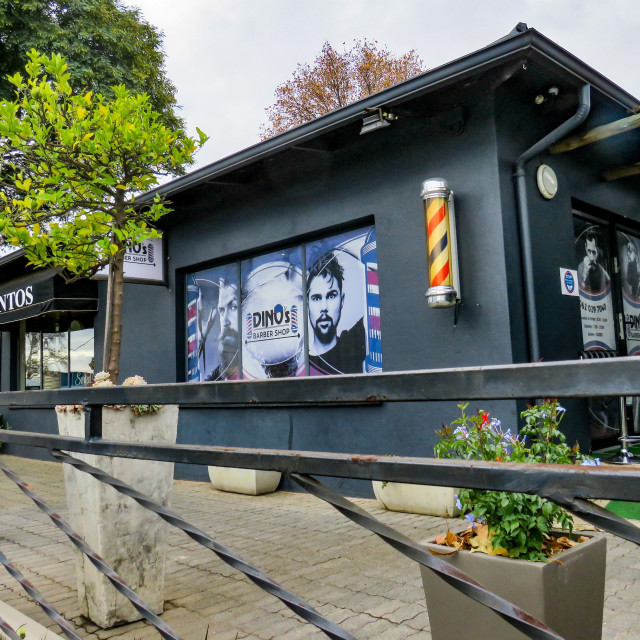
(616, 230, 640, 439)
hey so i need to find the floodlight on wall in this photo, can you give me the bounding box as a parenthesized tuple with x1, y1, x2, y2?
(421, 177, 461, 308)
(360, 108, 396, 135)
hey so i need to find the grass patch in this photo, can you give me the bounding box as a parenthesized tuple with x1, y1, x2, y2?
(605, 499, 640, 520)
(594, 444, 640, 520)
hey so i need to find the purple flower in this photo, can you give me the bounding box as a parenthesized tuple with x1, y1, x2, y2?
(581, 458, 601, 466)
(455, 494, 462, 510)
(454, 426, 469, 441)
(464, 513, 485, 527)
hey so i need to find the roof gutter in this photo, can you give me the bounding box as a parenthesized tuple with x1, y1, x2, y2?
(514, 83, 591, 362)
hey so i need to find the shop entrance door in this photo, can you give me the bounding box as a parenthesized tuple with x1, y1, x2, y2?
(574, 214, 640, 449)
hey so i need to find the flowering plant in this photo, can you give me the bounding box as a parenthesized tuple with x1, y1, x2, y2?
(434, 399, 599, 562)
(55, 372, 161, 416)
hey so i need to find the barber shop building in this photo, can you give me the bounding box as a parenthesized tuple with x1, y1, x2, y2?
(1, 24, 639, 490)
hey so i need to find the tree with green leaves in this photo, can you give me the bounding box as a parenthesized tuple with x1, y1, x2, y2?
(0, 50, 207, 382)
(0, 0, 182, 129)
(261, 39, 425, 138)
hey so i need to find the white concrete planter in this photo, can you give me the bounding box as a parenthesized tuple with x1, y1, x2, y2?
(372, 481, 460, 517)
(208, 467, 281, 495)
(57, 405, 178, 628)
(0, 600, 64, 639)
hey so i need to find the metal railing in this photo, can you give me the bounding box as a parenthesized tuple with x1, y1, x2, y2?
(0, 357, 639, 639)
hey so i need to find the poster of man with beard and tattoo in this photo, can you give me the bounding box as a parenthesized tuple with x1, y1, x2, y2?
(186, 264, 240, 382)
(241, 247, 305, 379)
(306, 226, 382, 376)
(574, 220, 616, 351)
(574, 219, 619, 441)
(617, 231, 640, 356)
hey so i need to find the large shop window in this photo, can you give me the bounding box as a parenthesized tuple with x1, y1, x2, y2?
(186, 225, 381, 380)
(22, 316, 95, 390)
(573, 214, 640, 443)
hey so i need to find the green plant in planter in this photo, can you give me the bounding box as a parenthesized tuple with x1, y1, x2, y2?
(434, 399, 599, 562)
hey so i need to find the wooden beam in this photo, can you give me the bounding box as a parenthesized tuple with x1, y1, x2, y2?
(550, 111, 640, 154)
(602, 162, 640, 181)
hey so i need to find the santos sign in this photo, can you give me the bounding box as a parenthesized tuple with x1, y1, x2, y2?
(0, 285, 34, 313)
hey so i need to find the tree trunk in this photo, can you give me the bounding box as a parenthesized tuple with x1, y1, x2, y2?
(103, 249, 125, 383)
(101, 194, 128, 383)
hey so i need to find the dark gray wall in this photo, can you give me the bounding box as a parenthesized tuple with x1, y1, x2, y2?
(108, 85, 522, 494)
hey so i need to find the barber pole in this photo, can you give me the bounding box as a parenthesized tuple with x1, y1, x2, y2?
(421, 177, 460, 308)
(186, 275, 200, 381)
(361, 227, 383, 372)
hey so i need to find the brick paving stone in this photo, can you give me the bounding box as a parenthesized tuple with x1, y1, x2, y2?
(383, 602, 428, 625)
(405, 610, 430, 631)
(342, 611, 378, 633)
(314, 602, 353, 625)
(274, 625, 325, 640)
(360, 617, 418, 639)
(365, 597, 407, 619)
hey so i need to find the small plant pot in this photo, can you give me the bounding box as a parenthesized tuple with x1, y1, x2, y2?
(420, 531, 606, 640)
(208, 467, 281, 495)
(372, 481, 460, 516)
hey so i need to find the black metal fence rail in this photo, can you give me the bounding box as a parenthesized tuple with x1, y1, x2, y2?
(0, 358, 639, 640)
(1, 356, 640, 408)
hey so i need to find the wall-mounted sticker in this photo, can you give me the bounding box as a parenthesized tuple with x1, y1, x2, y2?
(617, 231, 640, 356)
(560, 268, 579, 297)
(187, 263, 239, 382)
(574, 220, 616, 351)
(241, 248, 305, 379)
(306, 226, 381, 375)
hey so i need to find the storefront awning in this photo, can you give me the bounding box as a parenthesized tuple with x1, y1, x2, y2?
(0, 268, 98, 326)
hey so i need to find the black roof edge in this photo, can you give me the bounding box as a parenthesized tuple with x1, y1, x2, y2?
(0, 248, 26, 268)
(141, 26, 639, 203)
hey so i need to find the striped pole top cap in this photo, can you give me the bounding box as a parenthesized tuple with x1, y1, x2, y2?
(421, 177, 450, 200)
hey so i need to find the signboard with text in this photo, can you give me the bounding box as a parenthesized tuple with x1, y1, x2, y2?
(94, 238, 165, 284)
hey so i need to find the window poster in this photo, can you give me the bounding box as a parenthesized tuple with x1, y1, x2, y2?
(617, 231, 640, 356)
(306, 226, 381, 375)
(187, 263, 240, 382)
(241, 247, 305, 379)
(574, 220, 616, 351)
(185, 225, 382, 381)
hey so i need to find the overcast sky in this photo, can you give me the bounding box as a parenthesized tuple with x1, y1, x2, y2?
(129, 0, 640, 171)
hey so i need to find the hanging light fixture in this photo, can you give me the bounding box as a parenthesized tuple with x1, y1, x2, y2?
(421, 177, 461, 308)
(360, 108, 397, 135)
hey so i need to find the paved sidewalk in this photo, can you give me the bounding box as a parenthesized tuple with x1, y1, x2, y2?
(0, 455, 638, 640)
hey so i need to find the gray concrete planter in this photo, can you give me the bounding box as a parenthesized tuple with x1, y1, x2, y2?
(420, 532, 606, 640)
(372, 481, 460, 516)
(57, 405, 178, 628)
(208, 466, 281, 495)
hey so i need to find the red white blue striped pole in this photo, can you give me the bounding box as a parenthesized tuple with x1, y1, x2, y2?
(422, 177, 460, 308)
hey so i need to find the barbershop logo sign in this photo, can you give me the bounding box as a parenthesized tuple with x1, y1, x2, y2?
(246, 304, 299, 342)
(0, 285, 34, 314)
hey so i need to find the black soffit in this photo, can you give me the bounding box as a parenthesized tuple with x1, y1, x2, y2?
(0, 268, 98, 325)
